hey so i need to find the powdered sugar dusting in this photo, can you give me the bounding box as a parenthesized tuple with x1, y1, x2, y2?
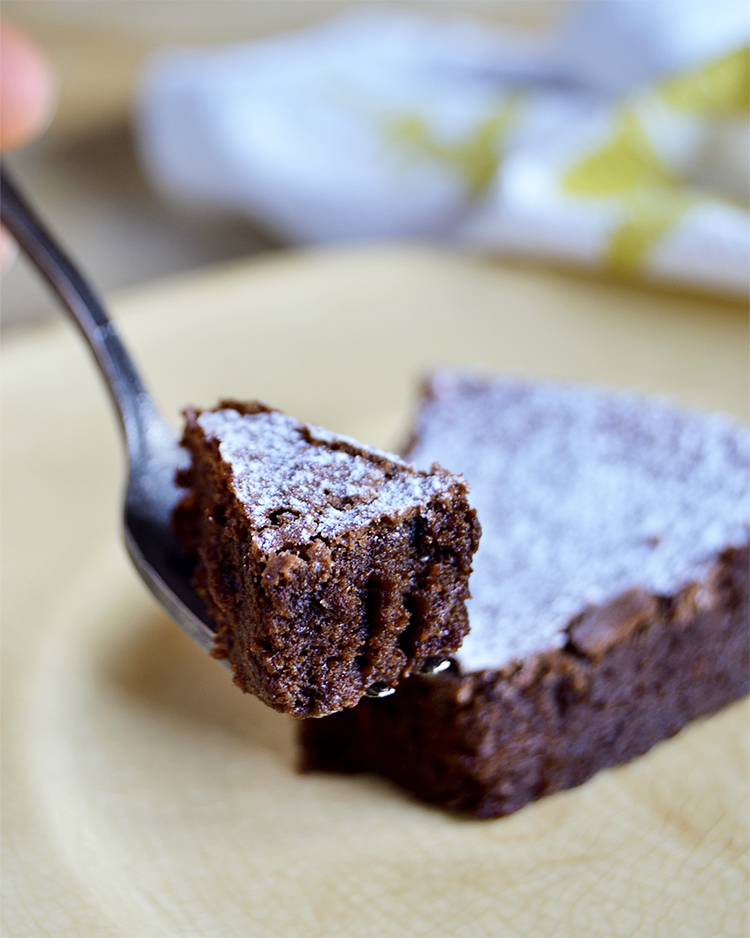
(197, 408, 448, 552)
(408, 373, 750, 672)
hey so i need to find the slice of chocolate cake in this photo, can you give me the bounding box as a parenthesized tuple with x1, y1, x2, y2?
(300, 374, 750, 817)
(174, 400, 480, 718)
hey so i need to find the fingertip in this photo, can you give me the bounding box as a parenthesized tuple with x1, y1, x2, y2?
(0, 226, 19, 273)
(0, 20, 57, 152)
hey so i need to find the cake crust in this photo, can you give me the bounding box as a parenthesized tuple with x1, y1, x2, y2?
(174, 400, 481, 718)
(301, 545, 748, 817)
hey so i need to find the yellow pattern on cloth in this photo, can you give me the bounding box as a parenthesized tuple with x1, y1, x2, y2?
(661, 45, 749, 117)
(388, 96, 519, 199)
(563, 109, 675, 196)
(562, 109, 692, 273)
(560, 46, 748, 276)
(606, 188, 694, 274)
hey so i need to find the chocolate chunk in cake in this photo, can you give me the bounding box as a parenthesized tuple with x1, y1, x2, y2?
(300, 374, 750, 816)
(174, 400, 480, 718)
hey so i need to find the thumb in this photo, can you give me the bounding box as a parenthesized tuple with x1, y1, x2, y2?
(0, 20, 57, 152)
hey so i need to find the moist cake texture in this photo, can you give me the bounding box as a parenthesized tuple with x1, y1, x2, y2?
(174, 400, 480, 718)
(300, 374, 750, 816)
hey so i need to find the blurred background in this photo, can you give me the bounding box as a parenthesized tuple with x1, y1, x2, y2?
(1, 1, 570, 331)
(2, 0, 747, 331)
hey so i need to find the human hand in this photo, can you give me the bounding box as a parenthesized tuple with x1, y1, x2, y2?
(0, 20, 56, 269)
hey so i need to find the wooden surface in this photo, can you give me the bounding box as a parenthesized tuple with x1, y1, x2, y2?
(2, 245, 748, 937)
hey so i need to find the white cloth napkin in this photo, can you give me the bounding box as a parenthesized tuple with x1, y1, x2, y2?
(136, 1, 749, 296)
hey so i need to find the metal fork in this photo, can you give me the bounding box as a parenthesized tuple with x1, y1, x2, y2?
(0, 166, 219, 655)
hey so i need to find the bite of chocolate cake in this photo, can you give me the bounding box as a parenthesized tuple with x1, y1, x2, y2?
(173, 400, 480, 718)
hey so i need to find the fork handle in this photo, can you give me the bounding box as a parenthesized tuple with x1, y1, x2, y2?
(1, 165, 168, 458)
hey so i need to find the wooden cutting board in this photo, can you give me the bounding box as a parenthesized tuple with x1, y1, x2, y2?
(2, 244, 747, 937)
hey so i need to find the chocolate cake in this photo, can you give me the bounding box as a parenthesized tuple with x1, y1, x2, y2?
(174, 400, 480, 717)
(300, 374, 750, 817)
